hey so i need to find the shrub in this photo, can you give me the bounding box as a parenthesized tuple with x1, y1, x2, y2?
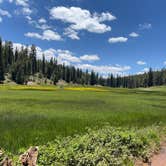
(37, 126, 161, 166)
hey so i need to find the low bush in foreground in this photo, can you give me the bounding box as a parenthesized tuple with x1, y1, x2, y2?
(13, 126, 163, 165)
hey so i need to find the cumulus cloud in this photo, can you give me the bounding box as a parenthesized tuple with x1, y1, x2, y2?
(57, 49, 81, 63)
(80, 54, 100, 62)
(42, 30, 62, 41)
(36, 24, 51, 30)
(25, 30, 62, 41)
(25, 32, 41, 39)
(94, 12, 116, 22)
(25, 15, 31, 20)
(137, 68, 149, 75)
(1, 0, 28, 6)
(10, 0, 32, 16)
(15, 0, 29, 7)
(64, 27, 80, 40)
(129, 32, 139, 37)
(139, 23, 152, 30)
(38, 18, 46, 24)
(137, 60, 146, 65)
(27, 17, 51, 30)
(12, 42, 26, 52)
(21, 7, 32, 15)
(0, 8, 12, 17)
(76, 64, 131, 75)
(50, 6, 116, 34)
(36, 47, 81, 64)
(143, 68, 149, 72)
(108, 37, 128, 44)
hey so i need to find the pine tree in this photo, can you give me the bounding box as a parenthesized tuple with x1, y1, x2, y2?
(0, 37, 4, 83)
(30, 45, 37, 75)
(14, 48, 19, 62)
(148, 68, 154, 87)
(16, 67, 25, 84)
(90, 70, 97, 85)
(42, 54, 45, 75)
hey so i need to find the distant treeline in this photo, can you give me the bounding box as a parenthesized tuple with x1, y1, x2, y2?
(0, 37, 166, 88)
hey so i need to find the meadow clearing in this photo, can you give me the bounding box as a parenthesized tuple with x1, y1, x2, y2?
(0, 85, 166, 155)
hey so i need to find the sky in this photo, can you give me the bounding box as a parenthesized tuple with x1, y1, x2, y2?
(0, 0, 166, 76)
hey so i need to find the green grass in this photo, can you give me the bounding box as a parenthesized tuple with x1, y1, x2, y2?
(0, 85, 166, 153)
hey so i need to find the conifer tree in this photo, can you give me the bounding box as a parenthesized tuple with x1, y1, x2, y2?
(148, 68, 154, 87)
(0, 37, 4, 83)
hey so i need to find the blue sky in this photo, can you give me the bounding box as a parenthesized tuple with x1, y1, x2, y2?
(0, 0, 166, 76)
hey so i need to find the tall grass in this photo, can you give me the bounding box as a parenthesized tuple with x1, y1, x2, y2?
(0, 85, 166, 153)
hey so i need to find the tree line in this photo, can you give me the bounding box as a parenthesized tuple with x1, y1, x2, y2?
(0, 37, 166, 88)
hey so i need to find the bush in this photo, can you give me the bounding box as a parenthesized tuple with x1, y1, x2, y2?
(37, 126, 161, 166)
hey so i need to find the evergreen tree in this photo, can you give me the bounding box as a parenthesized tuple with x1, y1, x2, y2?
(90, 70, 97, 85)
(30, 45, 37, 75)
(0, 38, 4, 83)
(15, 67, 25, 84)
(42, 54, 45, 75)
(148, 68, 154, 87)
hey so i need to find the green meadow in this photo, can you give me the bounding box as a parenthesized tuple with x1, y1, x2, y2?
(0, 85, 166, 153)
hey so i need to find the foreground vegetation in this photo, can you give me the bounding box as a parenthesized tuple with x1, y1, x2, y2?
(1, 85, 166, 155)
(1, 125, 165, 165)
(37, 126, 164, 166)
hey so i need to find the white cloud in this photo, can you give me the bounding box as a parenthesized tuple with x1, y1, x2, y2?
(108, 37, 128, 44)
(14, 7, 32, 16)
(0, 9, 12, 17)
(0, 17, 2, 22)
(36, 47, 80, 64)
(76, 64, 131, 75)
(26, 15, 32, 20)
(38, 18, 46, 24)
(15, 0, 29, 7)
(137, 60, 146, 65)
(64, 27, 80, 40)
(27, 18, 51, 30)
(36, 47, 57, 60)
(22, 7, 32, 15)
(80, 54, 100, 62)
(139, 23, 152, 30)
(25, 30, 62, 41)
(137, 68, 149, 75)
(25, 32, 42, 39)
(42, 30, 62, 41)
(12, 42, 26, 52)
(50, 6, 115, 34)
(143, 68, 149, 72)
(94, 12, 116, 22)
(57, 49, 81, 63)
(164, 61, 166, 65)
(0, 0, 3, 3)
(129, 32, 139, 37)
(11, 0, 32, 16)
(38, 49, 101, 64)
(36, 24, 51, 30)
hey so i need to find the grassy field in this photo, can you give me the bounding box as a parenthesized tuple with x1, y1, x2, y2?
(0, 85, 166, 153)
